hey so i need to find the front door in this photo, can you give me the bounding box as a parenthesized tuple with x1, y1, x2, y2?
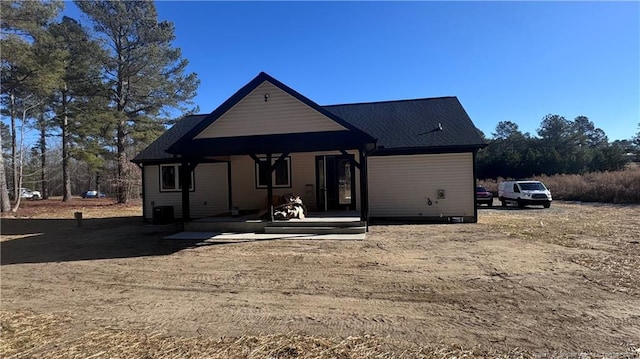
(316, 155, 356, 211)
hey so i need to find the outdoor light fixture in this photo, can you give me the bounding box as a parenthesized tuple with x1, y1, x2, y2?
(264, 94, 269, 102)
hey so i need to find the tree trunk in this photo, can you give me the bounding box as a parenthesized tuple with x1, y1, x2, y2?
(11, 105, 29, 213)
(116, 123, 128, 203)
(39, 110, 48, 199)
(0, 133, 11, 212)
(62, 90, 71, 202)
(114, 49, 128, 204)
(10, 92, 18, 201)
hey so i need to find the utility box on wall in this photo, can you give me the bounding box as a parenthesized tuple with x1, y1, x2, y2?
(437, 189, 446, 200)
(152, 206, 174, 225)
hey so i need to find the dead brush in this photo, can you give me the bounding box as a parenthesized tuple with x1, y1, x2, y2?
(0, 310, 541, 359)
(4, 310, 637, 358)
(481, 202, 640, 295)
(479, 168, 640, 204)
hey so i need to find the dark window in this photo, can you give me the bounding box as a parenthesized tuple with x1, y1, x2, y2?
(160, 164, 194, 192)
(256, 156, 291, 188)
(257, 161, 269, 187)
(274, 160, 289, 186)
(520, 182, 546, 191)
(162, 166, 176, 190)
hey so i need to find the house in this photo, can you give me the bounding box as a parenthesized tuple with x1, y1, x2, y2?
(132, 72, 486, 226)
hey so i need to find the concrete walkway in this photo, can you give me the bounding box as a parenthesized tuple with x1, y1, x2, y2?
(164, 231, 365, 241)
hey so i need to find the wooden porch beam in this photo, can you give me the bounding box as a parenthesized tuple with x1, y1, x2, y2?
(249, 153, 289, 173)
(266, 153, 273, 221)
(340, 149, 362, 170)
(359, 150, 369, 230)
(180, 160, 197, 222)
(271, 152, 290, 173)
(249, 153, 262, 164)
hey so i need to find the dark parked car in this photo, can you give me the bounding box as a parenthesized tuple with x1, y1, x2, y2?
(476, 185, 493, 206)
(81, 190, 106, 198)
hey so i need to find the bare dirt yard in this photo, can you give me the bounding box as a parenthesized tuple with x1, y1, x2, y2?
(1, 199, 639, 358)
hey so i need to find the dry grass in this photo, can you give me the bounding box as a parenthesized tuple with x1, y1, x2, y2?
(2, 201, 639, 358)
(483, 203, 640, 295)
(0, 311, 538, 359)
(479, 167, 640, 204)
(3, 310, 637, 358)
(0, 197, 141, 219)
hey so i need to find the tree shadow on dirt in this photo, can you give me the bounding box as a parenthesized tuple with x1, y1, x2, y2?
(0, 217, 207, 265)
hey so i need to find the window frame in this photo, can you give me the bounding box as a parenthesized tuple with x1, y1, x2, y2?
(159, 164, 195, 192)
(255, 156, 292, 189)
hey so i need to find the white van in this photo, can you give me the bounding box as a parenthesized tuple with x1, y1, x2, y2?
(498, 180, 552, 208)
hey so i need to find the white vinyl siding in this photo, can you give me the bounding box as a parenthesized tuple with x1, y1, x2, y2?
(144, 163, 229, 219)
(194, 81, 346, 139)
(368, 153, 474, 217)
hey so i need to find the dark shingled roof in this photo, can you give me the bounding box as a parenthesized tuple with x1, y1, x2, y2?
(131, 115, 206, 163)
(323, 97, 486, 154)
(133, 76, 486, 163)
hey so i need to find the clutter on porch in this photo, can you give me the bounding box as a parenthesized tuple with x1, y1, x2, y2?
(256, 193, 308, 220)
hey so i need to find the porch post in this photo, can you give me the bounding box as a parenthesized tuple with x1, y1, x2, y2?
(359, 149, 369, 229)
(181, 160, 192, 222)
(266, 153, 273, 221)
(138, 163, 146, 222)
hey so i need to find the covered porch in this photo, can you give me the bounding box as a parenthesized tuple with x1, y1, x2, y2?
(170, 135, 375, 228)
(161, 72, 377, 232)
(170, 145, 373, 228)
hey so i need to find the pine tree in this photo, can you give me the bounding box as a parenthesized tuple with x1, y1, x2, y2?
(1, 0, 63, 211)
(75, 0, 199, 203)
(45, 16, 105, 201)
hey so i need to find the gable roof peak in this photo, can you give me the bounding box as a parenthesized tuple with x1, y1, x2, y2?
(166, 72, 375, 154)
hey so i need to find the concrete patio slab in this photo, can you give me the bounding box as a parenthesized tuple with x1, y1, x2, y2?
(164, 232, 365, 241)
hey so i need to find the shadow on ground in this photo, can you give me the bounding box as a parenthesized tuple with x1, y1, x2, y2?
(1, 217, 204, 265)
(477, 205, 550, 211)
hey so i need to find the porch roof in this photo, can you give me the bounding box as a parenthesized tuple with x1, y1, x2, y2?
(172, 131, 373, 158)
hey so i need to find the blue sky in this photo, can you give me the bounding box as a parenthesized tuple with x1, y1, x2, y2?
(66, 1, 639, 141)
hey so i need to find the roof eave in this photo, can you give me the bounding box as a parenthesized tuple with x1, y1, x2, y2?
(371, 143, 487, 156)
(172, 131, 375, 158)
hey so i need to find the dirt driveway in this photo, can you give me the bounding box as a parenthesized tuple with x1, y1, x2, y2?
(1, 200, 639, 357)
